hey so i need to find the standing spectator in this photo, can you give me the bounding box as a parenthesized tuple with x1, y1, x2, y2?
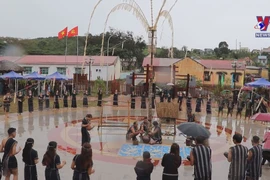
(190, 136, 212, 180)
(42, 141, 66, 180)
(28, 90, 34, 113)
(113, 90, 119, 106)
(246, 136, 262, 180)
(45, 91, 50, 109)
(54, 90, 60, 109)
(134, 151, 154, 180)
(71, 89, 77, 108)
(63, 91, 69, 108)
(161, 143, 182, 180)
(225, 134, 248, 180)
(1, 127, 21, 180)
(22, 138, 39, 180)
(71, 143, 95, 180)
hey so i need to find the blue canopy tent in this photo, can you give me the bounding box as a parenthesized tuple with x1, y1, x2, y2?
(23, 71, 45, 80)
(0, 71, 24, 96)
(46, 72, 69, 80)
(245, 78, 270, 88)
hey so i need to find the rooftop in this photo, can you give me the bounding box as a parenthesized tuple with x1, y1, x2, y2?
(196, 59, 246, 70)
(142, 57, 180, 67)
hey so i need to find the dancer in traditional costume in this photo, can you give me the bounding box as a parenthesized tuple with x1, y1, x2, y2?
(131, 91, 136, 109)
(63, 91, 68, 108)
(152, 93, 155, 109)
(245, 98, 252, 120)
(236, 98, 245, 119)
(45, 91, 50, 109)
(1, 128, 21, 180)
(81, 114, 94, 145)
(126, 122, 141, 141)
(195, 94, 203, 113)
(206, 94, 212, 114)
(97, 89, 102, 107)
(227, 97, 234, 117)
(17, 91, 24, 115)
(149, 121, 162, 145)
(22, 138, 38, 180)
(38, 93, 44, 111)
(54, 90, 60, 109)
(71, 143, 95, 180)
(71, 90, 77, 108)
(160, 92, 165, 102)
(28, 90, 34, 113)
(178, 92, 183, 111)
(217, 97, 225, 117)
(113, 90, 118, 106)
(167, 93, 172, 103)
(3, 92, 12, 118)
(186, 93, 192, 113)
(81, 90, 87, 107)
(141, 92, 146, 109)
(42, 141, 66, 180)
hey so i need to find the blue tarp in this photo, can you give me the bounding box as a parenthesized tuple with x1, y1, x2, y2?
(46, 72, 69, 80)
(245, 78, 270, 88)
(23, 71, 45, 80)
(0, 71, 23, 79)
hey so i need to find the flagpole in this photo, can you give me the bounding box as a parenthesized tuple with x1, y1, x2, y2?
(76, 35, 79, 91)
(65, 35, 68, 72)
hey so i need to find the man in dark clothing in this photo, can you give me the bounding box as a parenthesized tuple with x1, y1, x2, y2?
(134, 151, 154, 180)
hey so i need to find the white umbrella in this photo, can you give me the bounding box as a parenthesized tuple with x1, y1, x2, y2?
(166, 82, 174, 86)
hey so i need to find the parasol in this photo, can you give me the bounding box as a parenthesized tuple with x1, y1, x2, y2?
(177, 122, 211, 138)
(250, 113, 270, 122)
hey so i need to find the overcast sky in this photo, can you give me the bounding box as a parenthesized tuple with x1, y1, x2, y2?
(1, 0, 270, 50)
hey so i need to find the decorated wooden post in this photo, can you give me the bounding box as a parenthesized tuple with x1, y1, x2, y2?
(127, 100, 130, 130)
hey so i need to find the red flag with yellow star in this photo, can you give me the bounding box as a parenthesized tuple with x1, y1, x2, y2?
(58, 27, 68, 40)
(67, 26, 78, 38)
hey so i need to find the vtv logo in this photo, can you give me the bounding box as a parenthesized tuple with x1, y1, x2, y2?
(255, 16, 270, 31)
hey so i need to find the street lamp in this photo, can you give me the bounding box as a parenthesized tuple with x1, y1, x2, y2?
(231, 59, 241, 102)
(106, 35, 114, 95)
(85, 58, 94, 95)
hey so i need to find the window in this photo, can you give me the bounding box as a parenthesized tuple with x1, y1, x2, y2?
(40, 67, 49, 75)
(75, 67, 84, 74)
(204, 71, 211, 81)
(57, 67, 66, 75)
(96, 69, 101, 72)
(232, 73, 240, 82)
(23, 67, 32, 74)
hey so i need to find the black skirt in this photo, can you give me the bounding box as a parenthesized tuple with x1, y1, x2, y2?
(83, 97, 88, 107)
(24, 164, 38, 180)
(45, 168, 60, 180)
(18, 102, 23, 113)
(45, 99, 50, 108)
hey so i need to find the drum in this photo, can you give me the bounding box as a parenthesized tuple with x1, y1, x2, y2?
(142, 134, 150, 144)
(86, 123, 92, 130)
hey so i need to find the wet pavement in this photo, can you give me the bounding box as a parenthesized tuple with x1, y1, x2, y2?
(0, 100, 270, 180)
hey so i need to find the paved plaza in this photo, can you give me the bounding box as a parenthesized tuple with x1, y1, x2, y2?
(0, 100, 270, 180)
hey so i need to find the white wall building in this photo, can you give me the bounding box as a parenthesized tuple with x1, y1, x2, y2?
(1, 55, 121, 81)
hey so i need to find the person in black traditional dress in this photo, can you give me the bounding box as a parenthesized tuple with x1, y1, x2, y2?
(186, 93, 192, 113)
(17, 91, 24, 115)
(195, 94, 203, 113)
(97, 89, 102, 107)
(245, 98, 252, 120)
(71, 143, 95, 180)
(131, 91, 136, 109)
(38, 93, 44, 111)
(178, 92, 183, 111)
(28, 90, 34, 113)
(1, 127, 21, 180)
(141, 92, 146, 109)
(22, 138, 38, 180)
(152, 93, 155, 109)
(81, 114, 94, 145)
(126, 122, 141, 141)
(42, 141, 66, 180)
(54, 90, 60, 109)
(167, 93, 172, 103)
(236, 98, 245, 119)
(227, 97, 234, 117)
(83, 90, 88, 107)
(217, 96, 225, 117)
(3, 92, 12, 118)
(206, 94, 212, 114)
(113, 90, 118, 106)
(63, 91, 68, 108)
(160, 92, 165, 102)
(71, 90, 77, 108)
(45, 91, 50, 109)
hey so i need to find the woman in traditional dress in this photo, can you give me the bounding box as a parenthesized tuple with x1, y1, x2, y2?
(22, 138, 38, 180)
(131, 91, 136, 109)
(71, 90, 77, 108)
(160, 92, 165, 103)
(113, 90, 118, 106)
(195, 94, 203, 113)
(45, 91, 50, 109)
(141, 92, 146, 109)
(81, 114, 94, 145)
(63, 91, 68, 108)
(54, 90, 60, 109)
(186, 93, 192, 112)
(42, 141, 66, 180)
(17, 91, 24, 115)
(28, 90, 34, 113)
(38, 93, 44, 111)
(97, 89, 102, 107)
(206, 94, 212, 114)
(71, 143, 95, 180)
(3, 92, 12, 118)
(83, 90, 88, 107)
(178, 92, 183, 111)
